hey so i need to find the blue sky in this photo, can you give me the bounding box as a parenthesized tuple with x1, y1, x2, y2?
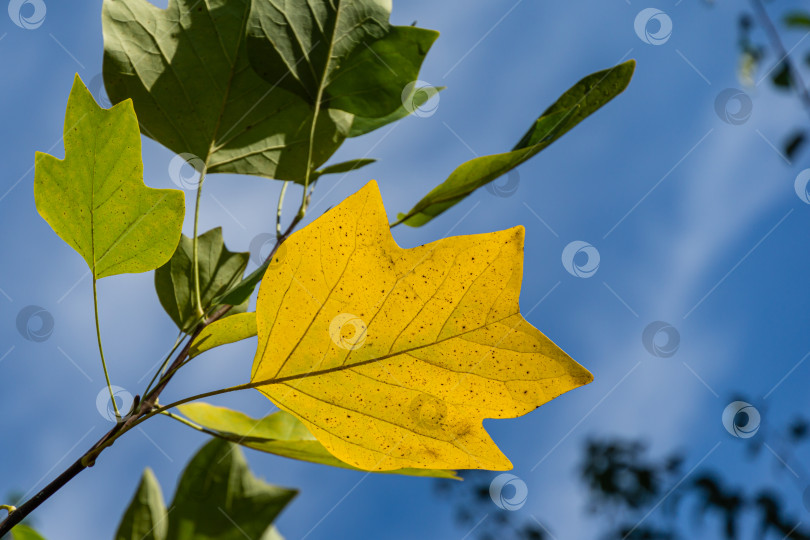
(3, 0, 810, 538)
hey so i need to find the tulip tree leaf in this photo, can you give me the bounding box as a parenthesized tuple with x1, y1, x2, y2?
(190, 312, 257, 358)
(155, 227, 249, 333)
(102, 0, 344, 181)
(347, 85, 444, 138)
(114, 441, 294, 540)
(168, 439, 296, 540)
(396, 60, 635, 226)
(115, 468, 167, 540)
(247, 1, 438, 119)
(176, 402, 460, 479)
(249, 181, 593, 471)
(34, 75, 185, 279)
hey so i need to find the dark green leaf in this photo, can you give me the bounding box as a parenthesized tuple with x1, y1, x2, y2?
(396, 60, 635, 226)
(102, 0, 344, 181)
(247, 1, 437, 119)
(168, 439, 297, 540)
(177, 402, 460, 480)
(115, 468, 167, 540)
(155, 227, 249, 333)
(310, 158, 377, 183)
(347, 86, 445, 137)
(771, 61, 792, 89)
(784, 130, 807, 160)
(784, 11, 810, 28)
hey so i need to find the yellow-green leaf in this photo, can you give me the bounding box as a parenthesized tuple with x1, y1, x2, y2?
(34, 75, 184, 279)
(190, 313, 257, 358)
(176, 402, 459, 479)
(250, 181, 592, 471)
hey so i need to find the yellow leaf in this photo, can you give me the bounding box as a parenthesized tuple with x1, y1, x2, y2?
(251, 181, 592, 471)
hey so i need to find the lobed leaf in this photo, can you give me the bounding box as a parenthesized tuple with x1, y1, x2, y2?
(396, 60, 635, 226)
(34, 75, 185, 279)
(249, 181, 593, 471)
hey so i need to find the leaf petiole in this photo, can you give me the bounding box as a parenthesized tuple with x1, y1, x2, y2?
(191, 162, 209, 318)
(93, 276, 120, 421)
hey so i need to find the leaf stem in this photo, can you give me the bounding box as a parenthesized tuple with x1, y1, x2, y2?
(300, 91, 324, 216)
(191, 164, 208, 318)
(276, 181, 289, 239)
(141, 331, 186, 399)
(93, 276, 120, 421)
(0, 506, 15, 515)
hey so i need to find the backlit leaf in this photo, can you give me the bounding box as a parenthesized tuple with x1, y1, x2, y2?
(11, 525, 46, 540)
(250, 181, 592, 471)
(155, 227, 249, 333)
(102, 0, 344, 181)
(34, 75, 184, 279)
(396, 60, 635, 226)
(189, 313, 257, 358)
(176, 402, 460, 479)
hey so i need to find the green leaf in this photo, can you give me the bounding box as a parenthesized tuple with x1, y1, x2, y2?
(102, 0, 344, 181)
(396, 60, 636, 226)
(115, 468, 167, 540)
(316, 159, 377, 176)
(155, 228, 250, 333)
(247, 1, 438, 118)
(189, 312, 257, 358)
(176, 402, 460, 480)
(168, 439, 297, 540)
(34, 74, 185, 278)
(784, 11, 810, 28)
(772, 61, 792, 89)
(11, 525, 47, 540)
(347, 85, 444, 137)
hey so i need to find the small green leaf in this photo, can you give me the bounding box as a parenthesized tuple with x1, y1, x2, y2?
(34, 74, 185, 278)
(347, 86, 444, 137)
(176, 402, 460, 480)
(772, 61, 792, 89)
(247, 1, 437, 119)
(189, 313, 257, 358)
(316, 159, 377, 176)
(11, 525, 47, 540)
(784, 11, 810, 28)
(115, 468, 167, 540)
(155, 228, 249, 333)
(396, 60, 635, 226)
(102, 0, 345, 181)
(168, 439, 297, 540)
